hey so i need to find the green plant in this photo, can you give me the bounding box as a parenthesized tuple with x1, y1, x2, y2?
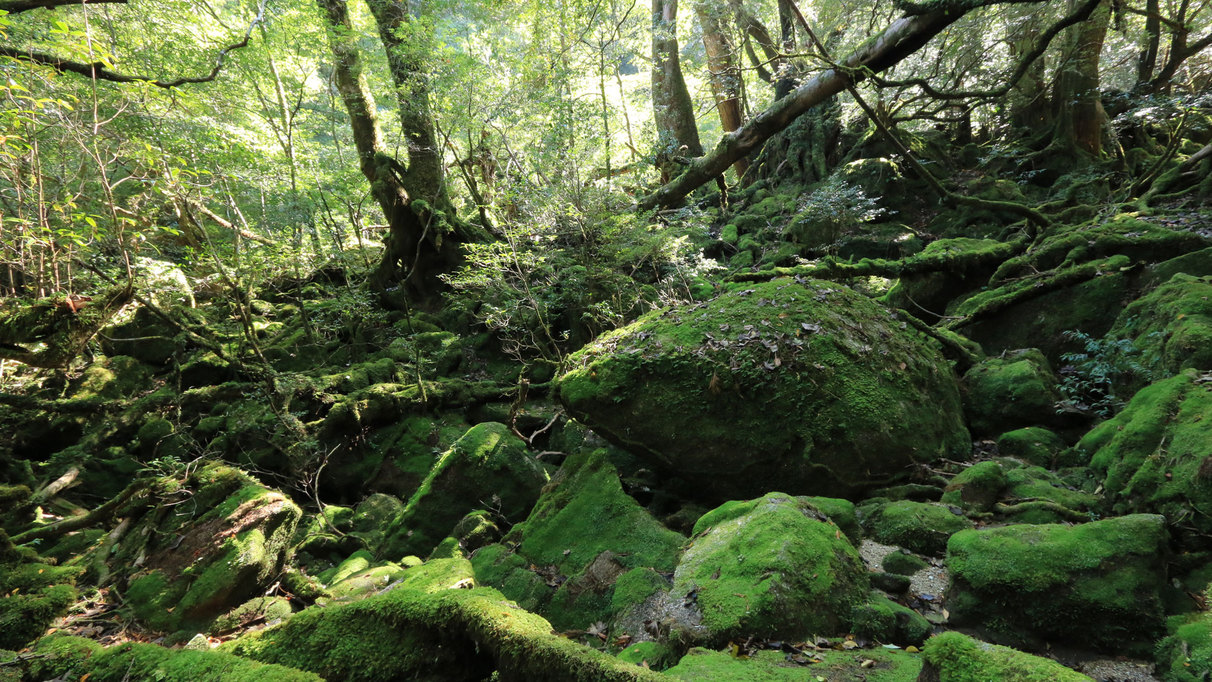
(1056, 330, 1153, 418)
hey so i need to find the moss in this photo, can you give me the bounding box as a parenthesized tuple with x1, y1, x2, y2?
(469, 543, 552, 612)
(996, 427, 1068, 467)
(611, 568, 669, 614)
(941, 461, 1007, 513)
(862, 501, 972, 556)
(509, 449, 684, 578)
(961, 350, 1062, 436)
(380, 422, 549, 559)
(557, 278, 969, 502)
(666, 646, 922, 681)
(1000, 466, 1097, 520)
(670, 492, 868, 644)
(1157, 609, 1212, 681)
(617, 641, 677, 670)
(327, 549, 375, 586)
(449, 509, 501, 552)
(115, 465, 301, 634)
(720, 224, 739, 244)
(223, 584, 665, 681)
(211, 597, 293, 634)
(25, 635, 320, 681)
(850, 592, 931, 646)
(920, 631, 1090, 681)
(1081, 371, 1212, 543)
(1110, 273, 1212, 385)
(882, 551, 929, 576)
(946, 515, 1167, 653)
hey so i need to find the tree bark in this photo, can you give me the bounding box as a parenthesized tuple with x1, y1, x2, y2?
(638, 7, 962, 210)
(652, 0, 704, 180)
(316, 0, 468, 302)
(695, 0, 748, 176)
(1136, 0, 1161, 86)
(1051, 0, 1110, 155)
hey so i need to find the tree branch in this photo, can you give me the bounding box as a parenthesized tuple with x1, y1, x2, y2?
(0, 0, 125, 13)
(0, 0, 264, 88)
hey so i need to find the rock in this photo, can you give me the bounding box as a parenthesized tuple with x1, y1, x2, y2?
(849, 592, 931, 646)
(941, 461, 1007, 513)
(666, 646, 923, 681)
(882, 550, 929, 576)
(996, 427, 1068, 467)
(222, 583, 665, 681)
(998, 464, 1097, 524)
(861, 500, 973, 556)
(946, 514, 1168, 653)
(506, 449, 684, 579)
(117, 464, 301, 634)
(1157, 605, 1212, 681)
(1081, 371, 1212, 544)
(557, 278, 969, 502)
(1110, 273, 1212, 386)
(919, 631, 1092, 681)
(961, 349, 1063, 436)
(668, 492, 869, 644)
(210, 597, 293, 635)
(21, 635, 321, 681)
(0, 530, 80, 650)
(349, 493, 403, 547)
(380, 422, 548, 559)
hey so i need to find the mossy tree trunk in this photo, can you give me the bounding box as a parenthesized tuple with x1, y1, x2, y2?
(651, 0, 704, 181)
(1006, 9, 1051, 129)
(695, 0, 748, 177)
(1051, 0, 1110, 156)
(316, 0, 472, 304)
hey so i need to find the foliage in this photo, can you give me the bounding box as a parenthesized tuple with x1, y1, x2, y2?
(1056, 330, 1154, 418)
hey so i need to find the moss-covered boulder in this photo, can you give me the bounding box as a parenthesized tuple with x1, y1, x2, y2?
(0, 530, 81, 650)
(666, 646, 923, 681)
(941, 461, 1007, 513)
(557, 278, 969, 501)
(919, 631, 1091, 681)
(849, 591, 931, 646)
(996, 427, 1068, 467)
(1157, 607, 1212, 681)
(961, 349, 1063, 436)
(861, 500, 973, 556)
(115, 464, 302, 634)
(482, 449, 683, 628)
(1110, 273, 1212, 382)
(380, 422, 548, 559)
(668, 492, 869, 644)
(946, 515, 1168, 653)
(18, 635, 321, 682)
(1082, 371, 1212, 544)
(222, 582, 664, 681)
(998, 464, 1098, 524)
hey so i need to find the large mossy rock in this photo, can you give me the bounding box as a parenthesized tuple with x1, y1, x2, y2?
(668, 492, 869, 644)
(1082, 370, 1212, 545)
(483, 448, 685, 629)
(666, 646, 923, 681)
(17, 635, 321, 682)
(222, 579, 664, 682)
(116, 464, 302, 634)
(1110, 273, 1212, 386)
(556, 279, 969, 501)
(961, 349, 1063, 436)
(861, 500, 973, 556)
(380, 422, 549, 559)
(0, 531, 81, 650)
(946, 514, 1168, 653)
(919, 631, 1092, 681)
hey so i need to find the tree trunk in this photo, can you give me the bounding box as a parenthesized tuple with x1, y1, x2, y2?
(317, 0, 471, 303)
(776, 0, 797, 99)
(1136, 0, 1161, 86)
(638, 7, 962, 210)
(1051, 0, 1110, 156)
(652, 0, 703, 181)
(695, 0, 748, 176)
(1006, 10, 1050, 128)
